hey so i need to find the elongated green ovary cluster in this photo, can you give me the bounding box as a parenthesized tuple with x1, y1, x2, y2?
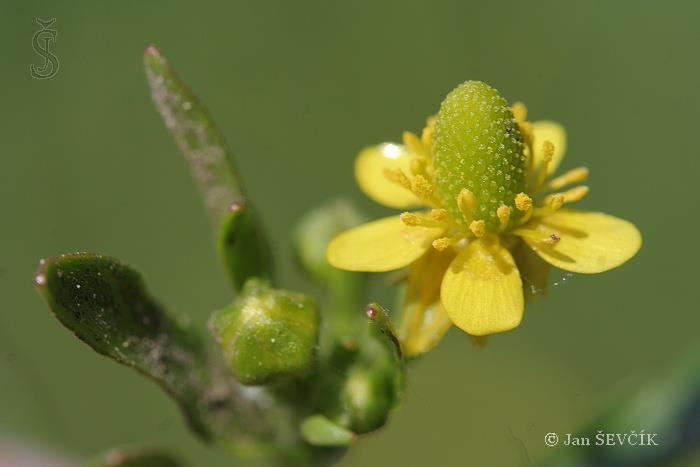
(383, 80, 590, 250)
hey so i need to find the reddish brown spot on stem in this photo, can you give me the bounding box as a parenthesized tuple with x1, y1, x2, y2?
(366, 305, 378, 320)
(228, 201, 244, 212)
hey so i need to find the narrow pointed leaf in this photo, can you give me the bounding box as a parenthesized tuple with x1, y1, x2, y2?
(144, 46, 270, 289)
(218, 201, 272, 290)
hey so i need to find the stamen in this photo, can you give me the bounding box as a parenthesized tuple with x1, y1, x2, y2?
(469, 220, 486, 238)
(403, 131, 425, 156)
(547, 167, 589, 190)
(514, 192, 533, 212)
(432, 237, 452, 251)
(421, 117, 436, 149)
(519, 121, 535, 170)
(410, 157, 427, 176)
(410, 174, 435, 203)
(512, 102, 527, 123)
(562, 185, 589, 203)
(496, 205, 511, 231)
(548, 194, 564, 211)
(430, 208, 449, 221)
(543, 186, 589, 206)
(457, 188, 477, 220)
(400, 212, 423, 226)
(383, 168, 411, 189)
(536, 140, 555, 189)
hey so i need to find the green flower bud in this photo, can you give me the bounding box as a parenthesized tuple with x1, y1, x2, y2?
(210, 278, 319, 385)
(432, 81, 526, 231)
(335, 304, 404, 434)
(339, 364, 395, 433)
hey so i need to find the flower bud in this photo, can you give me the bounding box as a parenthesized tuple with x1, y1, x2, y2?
(210, 279, 319, 385)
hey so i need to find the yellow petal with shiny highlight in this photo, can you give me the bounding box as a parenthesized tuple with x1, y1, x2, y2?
(532, 121, 567, 175)
(521, 209, 642, 274)
(326, 215, 444, 272)
(441, 238, 524, 336)
(399, 249, 455, 357)
(354, 143, 422, 208)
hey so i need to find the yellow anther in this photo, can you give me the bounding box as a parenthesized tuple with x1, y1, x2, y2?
(383, 168, 411, 189)
(512, 101, 527, 123)
(548, 194, 565, 211)
(457, 188, 477, 219)
(400, 212, 423, 226)
(410, 174, 435, 202)
(535, 140, 555, 189)
(514, 192, 533, 212)
(403, 131, 425, 156)
(543, 186, 589, 208)
(421, 116, 436, 150)
(410, 157, 427, 176)
(547, 167, 589, 190)
(496, 205, 512, 231)
(430, 208, 449, 221)
(432, 237, 452, 251)
(469, 220, 486, 238)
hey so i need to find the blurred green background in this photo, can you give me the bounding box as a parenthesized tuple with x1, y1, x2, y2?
(1, 1, 698, 465)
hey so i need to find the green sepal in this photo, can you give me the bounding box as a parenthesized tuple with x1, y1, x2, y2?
(300, 415, 356, 447)
(144, 46, 271, 290)
(210, 278, 319, 386)
(87, 448, 183, 467)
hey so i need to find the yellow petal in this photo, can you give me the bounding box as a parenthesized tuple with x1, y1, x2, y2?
(441, 238, 524, 336)
(326, 215, 444, 272)
(354, 143, 423, 209)
(511, 239, 551, 301)
(521, 209, 642, 274)
(399, 249, 455, 357)
(532, 121, 567, 175)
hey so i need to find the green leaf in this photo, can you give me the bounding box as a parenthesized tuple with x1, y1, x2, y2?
(88, 448, 183, 467)
(300, 415, 355, 447)
(144, 46, 270, 290)
(34, 253, 274, 445)
(210, 278, 319, 385)
(218, 201, 272, 291)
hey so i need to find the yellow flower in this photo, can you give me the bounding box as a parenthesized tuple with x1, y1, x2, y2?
(327, 81, 641, 356)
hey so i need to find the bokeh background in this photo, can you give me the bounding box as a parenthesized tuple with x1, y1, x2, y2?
(1, 1, 699, 466)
